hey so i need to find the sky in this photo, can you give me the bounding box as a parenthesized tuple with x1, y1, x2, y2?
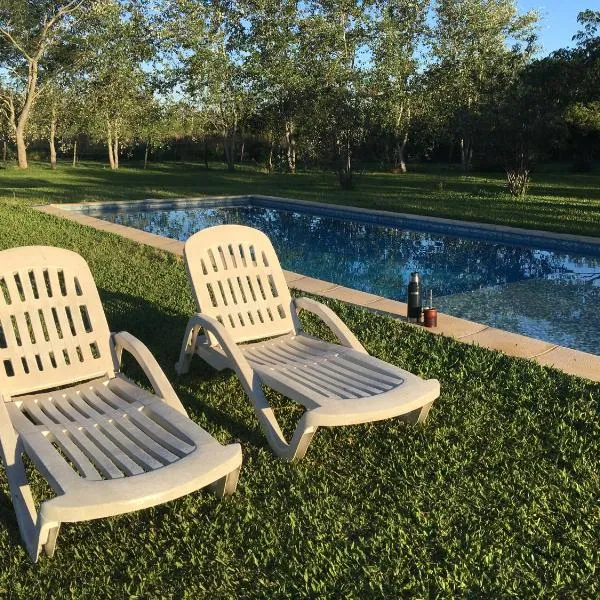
(518, 0, 593, 55)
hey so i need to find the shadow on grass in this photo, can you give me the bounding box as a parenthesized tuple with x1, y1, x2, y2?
(99, 287, 265, 447)
(0, 286, 266, 541)
(0, 490, 27, 551)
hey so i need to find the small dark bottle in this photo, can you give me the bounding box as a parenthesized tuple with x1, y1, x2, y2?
(407, 272, 422, 323)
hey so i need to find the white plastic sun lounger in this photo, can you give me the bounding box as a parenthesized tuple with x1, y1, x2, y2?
(176, 225, 440, 461)
(0, 246, 242, 561)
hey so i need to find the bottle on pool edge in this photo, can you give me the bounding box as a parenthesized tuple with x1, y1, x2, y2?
(407, 272, 422, 323)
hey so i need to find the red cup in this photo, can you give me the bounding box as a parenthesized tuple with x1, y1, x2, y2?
(423, 308, 438, 327)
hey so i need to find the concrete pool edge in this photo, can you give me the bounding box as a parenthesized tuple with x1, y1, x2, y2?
(38, 201, 600, 383)
(56, 193, 600, 254)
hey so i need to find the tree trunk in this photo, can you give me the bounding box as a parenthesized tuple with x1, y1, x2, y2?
(113, 135, 119, 169)
(15, 126, 28, 169)
(285, 120, 296, 173)
(107, 124, 115, 169)
(393, 104, 409, 173)
(204, 138, 209, 169)
(338, 135, 353, 189)
(144, 141, 149, 169)
(2, 140, 7, 163)
(267, 140, 274, 172)
(223, 126, 236, 172)
(460, 137, 473, 172)
(49, 109, 57, 170)
(239, 139, 245, 164)
(72, 140, 77, 166)
(395, 131, 408, 174)
(13, 59, 39, 169)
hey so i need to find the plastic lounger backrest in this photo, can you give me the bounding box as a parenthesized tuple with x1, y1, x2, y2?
(185, 225, 296, 344)
(0, 246, 116, 397)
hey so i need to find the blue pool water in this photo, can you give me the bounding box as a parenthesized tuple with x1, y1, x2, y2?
(77, 199, 600, 355)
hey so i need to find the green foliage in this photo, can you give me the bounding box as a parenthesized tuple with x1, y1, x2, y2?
(426, 0, 538, 171)
(73, 1, 155, 146)
(565, 101, 600, 134)
(160, 0, 255, 171)
(0, 1, 598, 176)
(514, 9, 600, 168)
(0, 190, 598, 597)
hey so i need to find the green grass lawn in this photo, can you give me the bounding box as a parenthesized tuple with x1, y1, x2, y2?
(0, 176, 598, 597)
(1, 160, 599, 237)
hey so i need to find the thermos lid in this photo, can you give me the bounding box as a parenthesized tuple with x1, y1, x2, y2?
(409, 272, 420, 283)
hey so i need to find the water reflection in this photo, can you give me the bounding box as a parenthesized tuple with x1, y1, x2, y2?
(91, 204, 600, 355)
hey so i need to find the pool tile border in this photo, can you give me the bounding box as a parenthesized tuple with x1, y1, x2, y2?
(38, 202, 600, 383)
(59, 193, 600, 255)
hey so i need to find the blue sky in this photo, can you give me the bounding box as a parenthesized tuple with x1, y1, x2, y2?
(518, 0, 592, 55)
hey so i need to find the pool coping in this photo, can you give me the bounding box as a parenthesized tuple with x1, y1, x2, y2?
(56, 193, 600, 255)
(37, 199, 600, 383)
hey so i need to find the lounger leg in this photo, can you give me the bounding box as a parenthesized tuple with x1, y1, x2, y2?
(3, 457, 41, 561)
(42, 523, 61, 558)
(243, 380, 320, 461)
(400, 401, 434, 425)
(210, 466, 241, 498)
(285, 418, 318, 462)
(175, 319, 200, 375)
(258, 410, 318, 462)
(0, 405, 44, 561)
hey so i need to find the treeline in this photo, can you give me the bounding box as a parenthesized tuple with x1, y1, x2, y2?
(0, 1, 598, 187)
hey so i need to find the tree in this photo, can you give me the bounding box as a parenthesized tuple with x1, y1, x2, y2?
(514, 9, 600, 168)
(370, 0, 430, 173)
(73, 0, 155, 169)
(427, 0, 538, 171)
(29, 73, 78, 169)
(243, 0, 307, 173)
(0, 0, 88, 168)
(161, 0, 253, 172)
(564, 10, 600, 168)
(300, 1, 374, 188)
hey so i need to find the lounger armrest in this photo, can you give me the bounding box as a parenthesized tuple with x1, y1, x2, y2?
(0, 391, 20, 455)
(184, 314, 314, 460)
(185, 314, 257, 384)
(294, 297, 368, 354)
(112, 331, 187, 415)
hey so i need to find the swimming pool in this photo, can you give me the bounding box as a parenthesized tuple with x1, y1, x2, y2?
(74, 197, 600, 355)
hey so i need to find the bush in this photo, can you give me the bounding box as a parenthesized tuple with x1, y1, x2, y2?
(506, 161, 530, 198)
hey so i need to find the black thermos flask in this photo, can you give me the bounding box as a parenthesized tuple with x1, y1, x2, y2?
(407, 272, 422, 322)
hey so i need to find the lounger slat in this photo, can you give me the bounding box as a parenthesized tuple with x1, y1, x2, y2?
(63, 423, 124, 479)
(52, 394, 90, 422)
(292, 364, 364, 398)
(95, 385, 193, 456)
(48, 428, 103, 481)
(20, 432, 83, 492)
(18, 401, 57, 428)
(92, 384, 137, 412)
(334, 353, 405, 384)
(314, 359, 394, 393)
(83, 425, 146, 477)
(38, 398, 70, 424)
(276, 367, 345, 399)
(79, 387, 119, 415)
(248, 342, 315, 364)
(104, 415, 179, 465)
(308, 362, 388, 396)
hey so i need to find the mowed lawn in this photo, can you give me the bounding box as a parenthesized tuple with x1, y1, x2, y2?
(0, 165, 598, 597)
(1, 160, 599, 236)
